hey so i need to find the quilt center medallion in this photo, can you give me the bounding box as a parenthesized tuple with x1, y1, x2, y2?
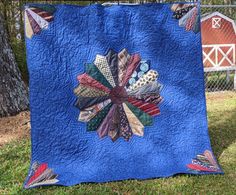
(109, 86, 128, 104)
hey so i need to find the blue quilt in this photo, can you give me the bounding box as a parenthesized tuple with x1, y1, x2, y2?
(23, 2, 223, 189)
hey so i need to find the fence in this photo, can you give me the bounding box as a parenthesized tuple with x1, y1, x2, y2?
(201, 4, 236, 92)
(0, 1, 235, 92)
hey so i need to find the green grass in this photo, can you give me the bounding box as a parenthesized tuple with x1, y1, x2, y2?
(0, 93, 236, 194)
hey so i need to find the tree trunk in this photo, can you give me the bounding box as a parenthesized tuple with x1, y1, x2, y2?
(0, 12, 29, 117)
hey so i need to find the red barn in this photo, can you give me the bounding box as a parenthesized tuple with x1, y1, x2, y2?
(201, 12, 236, 69)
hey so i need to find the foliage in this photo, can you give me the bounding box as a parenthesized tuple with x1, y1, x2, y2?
(205, 72, 235, 91)
(0, 92, 235, 194)
(11, 38, 28, 83)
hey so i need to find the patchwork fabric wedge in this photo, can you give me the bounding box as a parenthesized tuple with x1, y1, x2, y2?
(24, 2, 223, 189)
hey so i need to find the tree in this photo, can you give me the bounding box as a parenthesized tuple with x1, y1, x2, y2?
(0, 12, 29, 117)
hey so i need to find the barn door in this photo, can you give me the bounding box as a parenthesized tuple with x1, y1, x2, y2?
(202, 44, 236, 68)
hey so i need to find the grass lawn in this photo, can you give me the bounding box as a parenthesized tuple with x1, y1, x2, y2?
(0, 92, 235, 194)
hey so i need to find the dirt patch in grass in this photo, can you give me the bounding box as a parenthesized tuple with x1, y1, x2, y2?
(0, 111, 30, 147)
(206, 91, 235, 101)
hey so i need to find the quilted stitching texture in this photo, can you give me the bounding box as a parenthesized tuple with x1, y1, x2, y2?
(24, 3, 222, 188)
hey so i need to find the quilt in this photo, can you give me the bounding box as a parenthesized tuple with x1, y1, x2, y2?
(23, 2, 223, 189)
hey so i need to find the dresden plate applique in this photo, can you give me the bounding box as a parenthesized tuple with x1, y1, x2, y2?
(24, 161, 59, 189)
(74, 49, 163, 142)
(187, 150, 223, 173)
(24, 4, 56, 39)
(171, 3, 200, 33)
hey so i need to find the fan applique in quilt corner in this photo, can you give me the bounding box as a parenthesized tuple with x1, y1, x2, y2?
(74, 49, 163, 142)
(187, 150, 223, 173)
(24, 161, 59, 189)
(171, 3, 200, 33)
(24, 4, 56, 39)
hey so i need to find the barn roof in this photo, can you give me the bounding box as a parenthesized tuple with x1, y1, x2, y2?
(201, 11, 236, 34)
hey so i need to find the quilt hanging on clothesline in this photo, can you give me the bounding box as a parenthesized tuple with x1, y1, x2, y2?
(23, 2, 223, 189)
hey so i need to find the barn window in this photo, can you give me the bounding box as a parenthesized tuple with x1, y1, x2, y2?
(212, 17, 221, 28)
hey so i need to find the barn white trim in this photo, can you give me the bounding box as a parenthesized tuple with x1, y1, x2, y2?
(204, 66, 236, 72)
(201, 11, 236, 34)
(202, 44, 236, 67)
(203, 44, 236, 90)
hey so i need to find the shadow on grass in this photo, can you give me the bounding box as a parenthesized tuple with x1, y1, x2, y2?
(208, 107, 236, 158)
